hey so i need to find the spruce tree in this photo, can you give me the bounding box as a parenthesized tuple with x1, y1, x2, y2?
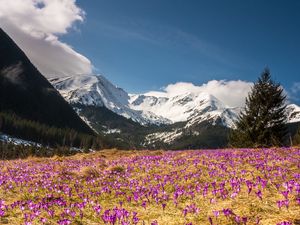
(229, 68, 288, 147)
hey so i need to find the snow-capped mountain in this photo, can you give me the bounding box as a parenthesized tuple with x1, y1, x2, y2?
(286, 104, 300, 123)
(51, 74, 300, 130)
(130, 92, 239, 127)
(50, 75, 170, 125)
(51, 74, 240, 128)
(50, 74, 300, 148)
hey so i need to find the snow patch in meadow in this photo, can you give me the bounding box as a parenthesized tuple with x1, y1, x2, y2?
(0, 134, 42, 147)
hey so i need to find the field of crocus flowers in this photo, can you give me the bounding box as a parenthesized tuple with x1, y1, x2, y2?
(0, 148, 299, 225)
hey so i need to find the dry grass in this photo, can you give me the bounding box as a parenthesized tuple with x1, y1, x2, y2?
(79, 166, 101, 178)
(107, 165, 125, 174)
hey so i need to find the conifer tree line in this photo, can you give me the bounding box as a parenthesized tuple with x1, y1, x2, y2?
(229, 68, 290, 147)
(0, 112, 136, 159)
(0, 112, 104, 150)
(0, 142, 79, 160)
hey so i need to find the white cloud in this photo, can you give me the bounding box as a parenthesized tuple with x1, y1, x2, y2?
(146, 80, 253, 107)
(0, 0, 92, 78)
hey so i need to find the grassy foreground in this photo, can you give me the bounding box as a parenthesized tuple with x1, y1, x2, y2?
(0, 148, 299, 225)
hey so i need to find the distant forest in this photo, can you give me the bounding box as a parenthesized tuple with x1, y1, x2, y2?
(0, 111, 146, 159)
(0, 111, 103, 146)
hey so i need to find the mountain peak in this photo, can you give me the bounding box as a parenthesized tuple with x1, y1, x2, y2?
(51, 74, 170, 125)
(286, 104, 300, 123)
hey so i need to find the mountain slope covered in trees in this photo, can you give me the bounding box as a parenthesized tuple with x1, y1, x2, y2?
(0, 28, 102, 149)
(0, 28, 93, 134)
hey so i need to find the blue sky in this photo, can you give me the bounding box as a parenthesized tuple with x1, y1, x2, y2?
(1, 0, 299, 103)
(60, 0, 300, 101)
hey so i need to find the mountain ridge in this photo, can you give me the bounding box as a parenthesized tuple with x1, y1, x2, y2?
(51, 75, 172, 126)
(51, 74, 300, 128)
(51, 74, 244, 128)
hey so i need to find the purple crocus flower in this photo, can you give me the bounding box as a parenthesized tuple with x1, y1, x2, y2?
(276, 222, 292, 225)
(256, 190, 262, 200)
(57, 219, 71, 225)
(222, 208, 233, 217)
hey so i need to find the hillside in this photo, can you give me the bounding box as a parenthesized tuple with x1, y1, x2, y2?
(0, 28, 93, 135)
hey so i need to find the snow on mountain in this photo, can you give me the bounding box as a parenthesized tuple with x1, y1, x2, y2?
(50, 75, 170, 125)
(130, 92, 239, 127)
(102, 127, 121, 135)
(51, 75, 128, 107)
(51, 74, 300, 130)
(286, 104, 300, 123)
(0, 134, 42, 147)
(185, 107, 240, 129)
(145, 129, 183, 145)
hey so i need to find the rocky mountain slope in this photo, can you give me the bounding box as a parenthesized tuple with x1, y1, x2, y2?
(51, 75, 170, 126)
(51, 74, 241, 128)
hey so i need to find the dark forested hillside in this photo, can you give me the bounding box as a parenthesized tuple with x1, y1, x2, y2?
(0, 112, 103, 149)
(0, 28, 93, 135)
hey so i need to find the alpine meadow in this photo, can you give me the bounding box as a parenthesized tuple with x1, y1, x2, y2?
(0, 1, 300, 225)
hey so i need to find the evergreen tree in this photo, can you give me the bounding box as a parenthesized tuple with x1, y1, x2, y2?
(229, 68, 288, 147)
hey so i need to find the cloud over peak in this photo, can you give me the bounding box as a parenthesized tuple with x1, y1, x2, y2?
(145, 80, 253, 108)
(0, 0, 92, 78)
